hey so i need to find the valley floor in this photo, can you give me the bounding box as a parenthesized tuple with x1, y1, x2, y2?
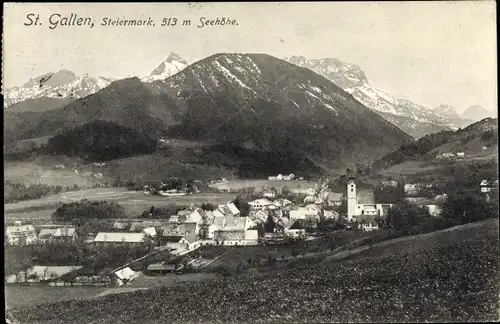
(4, 188, 238, 220)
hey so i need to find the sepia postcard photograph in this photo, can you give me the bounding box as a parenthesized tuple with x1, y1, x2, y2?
(3, 2, 499, 323)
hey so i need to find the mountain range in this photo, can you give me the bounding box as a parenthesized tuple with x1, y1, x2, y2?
(282, 56, 482, 138)
(5, 53, 490, 140)
(4, 70, 114, 108)
(4, 53, 414, 176)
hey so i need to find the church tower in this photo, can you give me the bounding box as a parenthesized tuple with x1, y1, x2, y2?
(347, 180, 357, 222)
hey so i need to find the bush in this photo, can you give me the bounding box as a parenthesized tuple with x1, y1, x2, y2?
(4, 181, 78, 203)
(52, 200, 126, 225)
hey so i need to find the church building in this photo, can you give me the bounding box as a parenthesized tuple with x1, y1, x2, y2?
(347, 180, 393, 222)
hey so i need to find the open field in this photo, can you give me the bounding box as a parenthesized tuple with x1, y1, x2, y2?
(10, 219, 498, 323)
(208, 179, 318, 191)
(5, 286, 107, 309)
(379, 153, 499, 178)
(127, 273, 219, 288)
(4, 188, 237, 219)
(4, 160, 104, 187)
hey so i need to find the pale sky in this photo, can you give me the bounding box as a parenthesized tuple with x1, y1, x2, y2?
(3, 2, 497, 113)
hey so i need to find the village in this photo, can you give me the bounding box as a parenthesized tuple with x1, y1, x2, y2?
(5, 175, 498, 290)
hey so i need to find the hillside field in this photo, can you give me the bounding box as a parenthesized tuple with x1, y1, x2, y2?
(9, 218, 499, 323)
(208, 179, 318, 191)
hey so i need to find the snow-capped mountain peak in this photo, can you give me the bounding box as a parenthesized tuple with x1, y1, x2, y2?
(3, 71, 114, 107)
(141, 52, 189, 83)
(435, 104, 460, 118)
(283, 55, 470, 138)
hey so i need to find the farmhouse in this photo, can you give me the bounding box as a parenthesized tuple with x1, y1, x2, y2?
(213, 229, 259, 246)
(146, 263, 176, 275)
(129, 221, 165, 232)
(50, 267, 113, 287)
(5, 266, 82, 284)
(325, 192, 343, 206)
(161, 222, 198, 239)
(456, 152, 465, 159)
(426, 204, 442, 217)
(404, 183, 420, 196)
(262, 190, 277, 199)
(284, 219, 307, 238)
(38, 227, 78, 243)
(5, 224, 38, 246)
(436, 152, 456, 160)
(347, 181, 393, 222)
(113, 267, 140, 287)
(303, 195, 323, 205)
(248, 198, 272, 210)
(217, 202, 240, 217)
(142, 227, 157, 238)
(113, 221, 130, 230)
(480, 180, 498, 193)
(93, 232, 146, 244)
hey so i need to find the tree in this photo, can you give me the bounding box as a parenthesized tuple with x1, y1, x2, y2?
(386, 200, 431, 230)
(264, 214, 276, 233)
(201, 203, 216, 211)
(232, 196, 250, 216)
(442, 192, 495, 224)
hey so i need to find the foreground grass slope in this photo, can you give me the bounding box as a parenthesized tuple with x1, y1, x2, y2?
(10, 219, 499, 323)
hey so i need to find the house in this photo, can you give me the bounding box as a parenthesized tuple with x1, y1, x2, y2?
(303, 195, 323, 205)
(209, 210, 226, 218)
(482, 146, 488, 150)
(54, 227, 78, 241)
(480, 180, 498, 193)
(213, 229, 259, 246)
(361, 222, 379, 232)
(217, 202, 240, 217)
(289, 207, 306, 220)
(39, 227, 78, 243)
(436, 152, 456, 160)
(212, 216, 253, 231)
(305, 204, 321, 218)
(284, 219, 307, 238)
(113, 267, 140, 287)
(273, 199, 293, 208)
(262, 190, 276, 199)
(381, 180, 398, 187)
(129, 221, 164, 232)
(323, 210, 339, 220)
(146, 263, 176, 275)
(253, 210, 269, 223)
(248, 198, 272, 210)
(325, 192, 343, 206)
(282, 173, 295, 180)
(142, 227, 157, 238)
(161, 222, 198, 238)
(93, 232, 146, 244)
(5, 224, 37, 246)
(50, 267, 113, 287)
(274, 217, 291, 233)
(426, 204, 442, 217)
(404, 183, 420, 196)
(161, 222, 198, 249)
(5, 266, 82, 284)
(179, 234, 201, 251)
(456, 152, 465, 159)
(187, 208, 206, 224)
(38, 228, 58, 243)
(210, 216, 255, 241)
(113, 221, 130, 230)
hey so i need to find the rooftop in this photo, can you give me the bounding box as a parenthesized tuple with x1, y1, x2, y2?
(94, 232, 146, 243)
